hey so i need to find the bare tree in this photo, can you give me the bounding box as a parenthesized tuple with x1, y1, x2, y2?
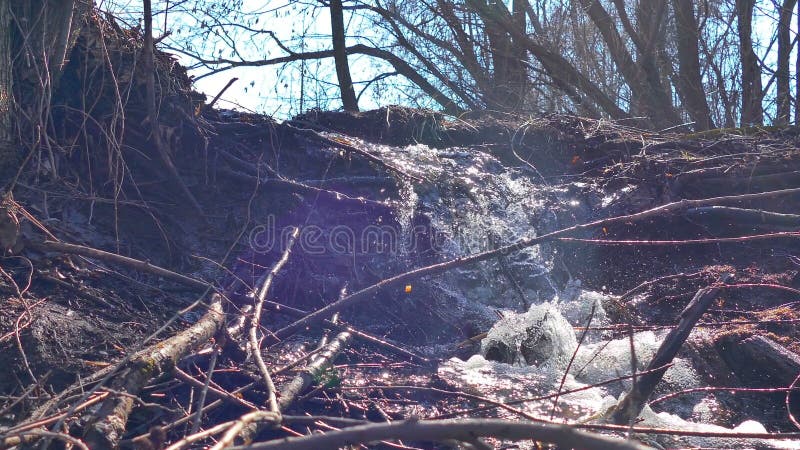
(0, 0, 12, 182)
(330, 0, 359, 111)
(672, 0, 715, 130)
(776, 0, 797, 125)
(156, 0, 794, 130)
(797, 0, 800, 124)
(736, 0, 764, 125)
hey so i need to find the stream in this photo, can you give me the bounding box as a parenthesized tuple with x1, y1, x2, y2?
(367, 138, 799, 449)
(234, 126, 800, 449)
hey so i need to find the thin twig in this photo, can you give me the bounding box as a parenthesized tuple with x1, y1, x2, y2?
(787, 371, 800, 430)
(611, 274, 732, 425)
(550, 302, 595, 420)
(83, 294, 226, 450)
(28, 240, 209, 290)
(190, 345, 219, 435)
(556, 231, 799, 245)
(272, 187, 800, 341)
(210, 411, 280, 450)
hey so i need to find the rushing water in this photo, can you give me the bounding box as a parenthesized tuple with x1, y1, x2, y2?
(346, 137, 800, 449)
(239, 130, 799, 448)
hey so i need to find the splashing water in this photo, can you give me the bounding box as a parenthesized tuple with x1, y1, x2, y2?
(319, 135, 799, 448)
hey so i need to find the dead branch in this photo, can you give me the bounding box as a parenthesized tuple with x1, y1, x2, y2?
(211, 411, 280, 450)
(83, 294, 226, 450)
(271, 187, 800, 342)
(28, 240, 209, 290)
(686, 206, 800, 228)
(2, 430, 89, 450)
(715, 334, 800, 387)
(208, 77, 239, 109)
(231, 418, 655, 450)
(262, 300, 428, 363)
(250, 227, 299, 413)
(557, 231, 799, 245)
(0, 392, 108, 449)
(243, 330, 354, 444)
(164, 420, 238, 450)
(276, 330, 353, 412)
(610, 274, 732, 425)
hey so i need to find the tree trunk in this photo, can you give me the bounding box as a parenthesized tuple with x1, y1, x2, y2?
(329, 0, 359, 112)
(579, 0, 678, 129)
(736, 0, 763, 125)
(10, 0, 83, 183)
(437, 0, 493, 97)
(471, 0, 629, 119)
(11, 0, 78, 98)
(776, 0, 797, 125)
(481, 0, 527, 110)
(672, 0, 714, 130)
(0, 0, 14, 184)
(0, 0, 87, 186)
(797, 1, 800, 124)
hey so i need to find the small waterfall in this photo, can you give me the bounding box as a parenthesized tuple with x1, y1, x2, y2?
(350, 137, 799, 449)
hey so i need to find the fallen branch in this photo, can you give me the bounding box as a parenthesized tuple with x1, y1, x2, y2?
(0, 392, 108, 449)
(237, 293, 355, 445)
(164, 420, 237, 450)
(83, 294, 226, 450)
(249, 227, 299, 413)
(218, 167, 393, 210)
(231, 418, 654, 450)
(28, 240, 209, 290)
(556, 231, 799, 245)
(271, 187, 800, 341)
(277, 329, 353, 411)
(610, 274, 732, 425)
(211, 411, 280, 450)
(686, 206, 800, 228)
(715, 334, 800, 387)
(261, 299, 428, 363)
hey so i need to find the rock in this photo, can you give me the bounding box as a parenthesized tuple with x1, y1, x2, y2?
(715, 334, 800, 387)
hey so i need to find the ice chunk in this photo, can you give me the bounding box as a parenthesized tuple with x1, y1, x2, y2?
(481, 304, 578, 367)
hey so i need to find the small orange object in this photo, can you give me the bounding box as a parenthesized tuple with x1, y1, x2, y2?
(602, 227, 608, 235)
(571, 155, 581, 165)
(404, 285, 412, 293)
